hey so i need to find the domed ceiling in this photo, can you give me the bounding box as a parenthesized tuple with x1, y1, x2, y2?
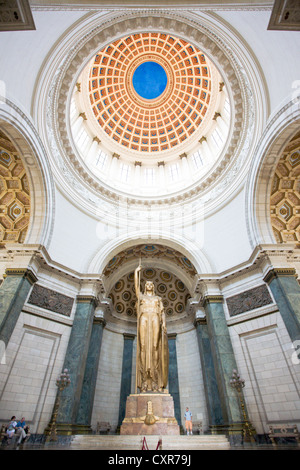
(86, 32, 214, 154)
(71, 30, 230, 198)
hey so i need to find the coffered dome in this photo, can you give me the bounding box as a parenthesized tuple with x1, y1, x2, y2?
(71, 31, 230, 198)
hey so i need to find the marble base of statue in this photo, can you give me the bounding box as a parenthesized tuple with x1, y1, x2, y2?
(120, 391, 180, 435)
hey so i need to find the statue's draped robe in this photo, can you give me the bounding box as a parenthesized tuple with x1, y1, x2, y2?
(136, 293, 169, 392)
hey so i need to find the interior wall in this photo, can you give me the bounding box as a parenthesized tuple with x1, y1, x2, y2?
(176, 328, 208, 430)
(91, 328, 124, 432)
(228, 310, 300, 434)
(0, 310, 72, 434)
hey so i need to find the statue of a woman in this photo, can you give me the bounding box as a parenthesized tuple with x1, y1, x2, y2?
(135, 265, 169, 393)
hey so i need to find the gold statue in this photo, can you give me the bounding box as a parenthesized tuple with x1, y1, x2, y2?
(135, 264, 169, 393)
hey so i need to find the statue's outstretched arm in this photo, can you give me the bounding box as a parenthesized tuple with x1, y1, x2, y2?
(135, 265, 142, 299)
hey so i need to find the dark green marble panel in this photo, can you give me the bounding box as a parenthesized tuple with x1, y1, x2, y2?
(195, 320, 223, 426)
(268, 275, 300, 343)
(168, 335, 181, 426)
(205, 301, 242, 424)
(57, 298, 96, 425)
(76, 319, 105, 426)
(0, 272, 35, 345)
(118, 334, 135, 427)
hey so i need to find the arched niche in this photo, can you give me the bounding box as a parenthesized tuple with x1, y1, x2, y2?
(0, 99, 55, 248)
(246, 99, 300, 248)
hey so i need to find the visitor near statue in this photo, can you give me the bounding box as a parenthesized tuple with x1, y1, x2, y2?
(184, 407, 193, 435)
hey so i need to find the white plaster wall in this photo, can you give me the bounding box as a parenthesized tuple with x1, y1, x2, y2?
(0, 10, 85, 113)
(218, 10, 300, 116)
(48, 188, 102, 273)
(176, 328, 208, 431)
(0, 311, 71, 434)
(91, 328, 124, 432)
(228, 311, 300, 434)
(48, 185, 252, 275)
(201, 186, 252, 273)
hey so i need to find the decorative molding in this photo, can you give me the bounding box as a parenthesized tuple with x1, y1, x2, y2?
(202, 295, 224, 307)
(0, 0, 35, 31)
(123, 333, 135, 340)
(226, 285, 273, 317)
(168, 333, 177, 340)
(93, 316, 106, 326)
(194, 317, 207, 326)
(76, 294, 98, 308)
(268, 0, 300, 31)
(4, 268, 38, 285)
(263, 267, 297, 284)
(27, 284, 74, 316)
(227, 303, 278, 327)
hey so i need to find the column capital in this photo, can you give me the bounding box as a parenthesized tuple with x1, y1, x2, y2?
(263, 267, 297, 284)
(93, 316, 106, 326)
(76, 295, 98, 308)
(194, 277, 221, 298)
(123, 333, 135, 340)
(4, 268, 38, 285)
(194, 317, 207, 327)
(168, 333, 177, 340)
(201, 295, 224, 308)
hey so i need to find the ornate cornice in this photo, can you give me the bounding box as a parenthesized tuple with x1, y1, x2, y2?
(201, 294, 224, 307)
(76, 294, 98, 308)
(4, 267, 38, 285)
(263, 267, 297, 285)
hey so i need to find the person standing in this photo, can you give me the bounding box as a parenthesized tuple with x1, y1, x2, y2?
(184, 407, 193, 435)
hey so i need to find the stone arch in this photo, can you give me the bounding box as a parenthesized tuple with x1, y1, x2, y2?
(0, 99, 55, 247)
(246, 99, 300, 248)
(88, 230, 214, 281)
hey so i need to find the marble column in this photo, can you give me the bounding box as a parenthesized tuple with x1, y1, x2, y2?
(168, 333, 181, 426)
(76, 315, 106, 432)
(202, 295, 243, 438)
(194, 317, 223, 427)
(0, 268, 37, 345)
(56, 295, 97, 433)
(118, 333, 135, 428)
(264, 268, 300, 343)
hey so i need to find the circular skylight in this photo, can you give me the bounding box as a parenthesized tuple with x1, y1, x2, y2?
(133, 61, 168, 100)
